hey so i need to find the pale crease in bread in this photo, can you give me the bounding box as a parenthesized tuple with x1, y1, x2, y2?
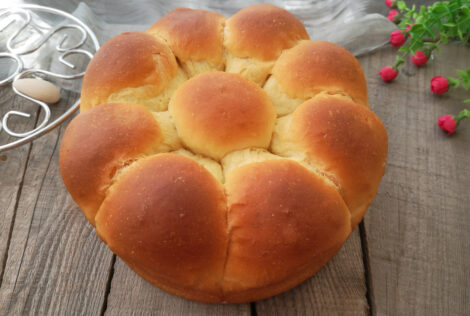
(151, 111, 182, 152)
(263, 76, 305, 116)
(107, 68, 187, 112)
(224, 53, 275, 86)
(172, 149, 224, 183)
(221, 148, 281, 176)
(181, 60, 224, 78)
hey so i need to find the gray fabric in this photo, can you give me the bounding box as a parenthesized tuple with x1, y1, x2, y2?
(6, 0, 396, 56)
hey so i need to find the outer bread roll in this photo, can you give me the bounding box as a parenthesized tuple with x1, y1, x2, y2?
(81, 32, 187, 112)
(271, 94, 388, 229)
(224, 4, 309, 85)
(264, 40, 369, 116)
(59, 103, 162, 225)
(60, 4, 388, 303)
(147, 8, 226, 77)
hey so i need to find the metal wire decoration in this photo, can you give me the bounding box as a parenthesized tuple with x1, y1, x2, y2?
(0, 4, 99, 152)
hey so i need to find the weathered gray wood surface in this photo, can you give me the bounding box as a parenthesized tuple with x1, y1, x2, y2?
(1, 20, 469, 316)
(256, 230, 369, 316)
(362, 45, 470, 316)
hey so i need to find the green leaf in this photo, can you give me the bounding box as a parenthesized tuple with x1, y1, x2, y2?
(397, 1, 407, 11)
(399, 45, 411, 52)
(464, 99, 470, 105)
(455, 109, 470, 125)
(456, 69, 470, 90)
(448, 77, 461, 89)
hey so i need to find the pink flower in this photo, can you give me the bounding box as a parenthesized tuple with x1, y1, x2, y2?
(430, 76, 449, 95)
(387, 10, 399, 22)
(406, 25, 412, 32)
(379, 66, 398, 82)
(390, 30, 406, 47)
(437, 115, 457, 135)
(385, 0, 396, 8)
(411, 51, 428, 66)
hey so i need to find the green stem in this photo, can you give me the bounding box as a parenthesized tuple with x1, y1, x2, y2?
(455, 109, 470, 125)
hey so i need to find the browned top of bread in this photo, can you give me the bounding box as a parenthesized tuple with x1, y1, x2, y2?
(59, 103, 162, 225)
(286, 94, 388, 228)
(81, 32, 178, 111)
(147, 7, 226, 66)
(224, 159, 350, 297)
(272, 41, 369, 105)
(224, 4, 309, 61)
(169, 72, 276, 160)
(95, 154, 228, 301)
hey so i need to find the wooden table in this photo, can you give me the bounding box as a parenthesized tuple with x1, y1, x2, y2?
(1, 15, 469, 316)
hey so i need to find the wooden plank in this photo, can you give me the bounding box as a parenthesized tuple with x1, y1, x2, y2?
(361, 45, 470, 315)
(256, 230, 368, 315)
(0, 97, 115, 314)
(103, 258, 250, 315)
(0, 86, 39, 284)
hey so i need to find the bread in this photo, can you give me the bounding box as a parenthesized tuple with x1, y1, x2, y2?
(60, 4, 388, 303)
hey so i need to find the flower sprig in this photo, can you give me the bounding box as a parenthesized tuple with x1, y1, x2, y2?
(438, 109, 470, 134)
(431, 68, 470, 96)
(381, 1, 470, 136)
(382, 0, 470, 75)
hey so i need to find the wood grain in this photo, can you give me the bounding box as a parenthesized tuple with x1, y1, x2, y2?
(361, 45, 470, 316)
(103, 258, 250, 316)
(256, 230, 368, 316)
(0, 87, 39, 284)
(0, 120, 115, 315)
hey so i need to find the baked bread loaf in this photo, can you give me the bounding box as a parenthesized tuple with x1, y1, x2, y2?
(59, 4, 388, 303)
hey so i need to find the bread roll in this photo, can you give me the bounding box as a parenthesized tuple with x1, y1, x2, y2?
(60, 4, 388, 303)
(264, 40, 369, 116)
(81, 32, 186, 112)
(271, 94, 388, 228)
(59, 103, 162, 224)
(147, 8, 226, 77)
(169, 71, 275, 160)
(224, 4, 309, 85)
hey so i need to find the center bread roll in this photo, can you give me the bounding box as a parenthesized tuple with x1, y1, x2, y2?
(169, 71, 276, 160)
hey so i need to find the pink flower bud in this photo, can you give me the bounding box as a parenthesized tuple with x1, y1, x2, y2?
(387, 10, 399, 22)
(406, 25, 412, 32)
(390, 30, 406, 47)
(379, 66, 398, 82)
(411, 51, 428, 66)
(430, 76, 449, 95)
(385, 0, 396, 8)
(437, 115, 457, 135)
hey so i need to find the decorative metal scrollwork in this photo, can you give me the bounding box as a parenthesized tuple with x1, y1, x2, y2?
(0, 4, 100, 152)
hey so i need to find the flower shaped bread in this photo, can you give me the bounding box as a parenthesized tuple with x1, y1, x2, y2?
(59, 4, 388, 303)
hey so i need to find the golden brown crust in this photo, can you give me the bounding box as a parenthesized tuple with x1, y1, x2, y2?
(272, 41, 368, 106)
(60, 4, 389, 304)
(169, 72, 276, 160)
(223, 159, 351, 299)
(95, 154, 228, 301)
(59, 103, 162, 225)
(224, 4, 309, 61)
(80, 32, 178, 111)
(287, 95, 388, 228)
(147, 7, 226, 66)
